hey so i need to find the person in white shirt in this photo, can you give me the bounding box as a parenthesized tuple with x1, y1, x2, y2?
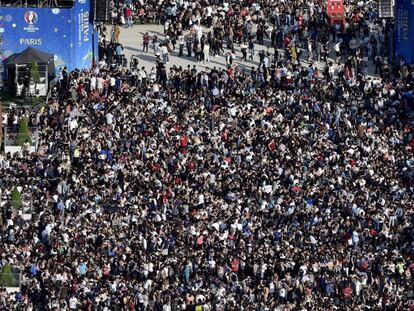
(178, 35, 185, 56)
(203, 43, 210, 63)
(161, 44, 169, 64)
(205, 6, 213, 27)
(140, 68, 147, 84)
(98, 59, 106, 69)
(197, 25, 203, 41)
(334, 41, 341, 60)
(69, 296, 78, 309)
(264, 56, 269, 68)
(109, 75, 116, 91)
(153, 83, 160, 97)
(90, 75, 97, 90)
(12, 114, 18, 133)
(2, 112, 7, 125)
(307, 39, 313, 61)
(69, 118, 78, 132)
(164, 20, 170, 34)
(149, 68, 156, 83)
(97, 76, 104, 94)
(105, 112, 113, 125)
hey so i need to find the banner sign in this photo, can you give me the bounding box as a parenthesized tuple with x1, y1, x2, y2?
(395, 0, 414, 63)
(0, 0, 95, 77)
(326, 0, 345, 21)
(73, 0, 94, 69)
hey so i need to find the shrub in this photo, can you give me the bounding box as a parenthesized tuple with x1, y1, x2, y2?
(17, 117, 32, 147)
(0, 264, 18, 287)
(11, 187, 22, 211)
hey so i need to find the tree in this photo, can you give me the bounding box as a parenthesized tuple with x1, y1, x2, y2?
(11, 186, 22, 211)
(30, 61, 40, 95)
(0, 263, 17, 287)
(30, 61, 40, 84)
(16, 117, 31, 147)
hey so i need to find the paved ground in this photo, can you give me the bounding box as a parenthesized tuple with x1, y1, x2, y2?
(117, 24, 319, 72)
(116, 24, 379, 79)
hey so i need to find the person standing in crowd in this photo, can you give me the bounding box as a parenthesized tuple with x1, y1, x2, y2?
(178, 34, 185, 57)
(124, 5, 133, 28)
(161, 43, 169, 64)
(186, 33, 193, 57)
(113, 23, 120, 43)
(307, 38, 313, 61)
(143, 32, 150, 53)
(203, 42, 210, 64)
(241, 42, 247, 61)
(115, 43, 123, 65)
(248, 38, 255, 61)
(153, 34, 159, 53)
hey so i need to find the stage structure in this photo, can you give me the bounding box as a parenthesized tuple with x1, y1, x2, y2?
(7, 47, 55, 96)
(0, 0, 98, 89)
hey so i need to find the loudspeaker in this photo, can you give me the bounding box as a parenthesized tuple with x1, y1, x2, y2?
(378, 0, 394, 18)
(94, 0, 110, 22)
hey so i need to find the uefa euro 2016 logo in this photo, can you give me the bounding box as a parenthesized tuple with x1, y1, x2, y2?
(24, 11, 38, 25)
(23, 11, 39, 33)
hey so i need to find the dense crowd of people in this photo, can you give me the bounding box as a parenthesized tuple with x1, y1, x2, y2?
(1, 0, 414, 310)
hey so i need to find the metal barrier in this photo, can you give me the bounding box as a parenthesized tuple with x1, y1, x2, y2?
(21, 193, 33, 222)
(3, 126, 39, 154)
(3, 105, 36, 113)
(2, 102, 44, 114)
(0, 191, 33, 223)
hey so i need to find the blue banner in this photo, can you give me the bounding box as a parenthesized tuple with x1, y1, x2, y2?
(395, 0, 414, 63)
(0, 0, 96, 74)
(72, 0, 94, 69)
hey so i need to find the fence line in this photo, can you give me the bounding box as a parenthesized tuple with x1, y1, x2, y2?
(3, 126, 39, 151)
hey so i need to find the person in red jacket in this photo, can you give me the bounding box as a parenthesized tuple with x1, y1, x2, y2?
(143, 32, 150, 53)
(124, 6, 133, 28)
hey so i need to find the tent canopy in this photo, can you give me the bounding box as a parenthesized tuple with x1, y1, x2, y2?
(7, 47, 53, 65)
(6, 47, 56, 81)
